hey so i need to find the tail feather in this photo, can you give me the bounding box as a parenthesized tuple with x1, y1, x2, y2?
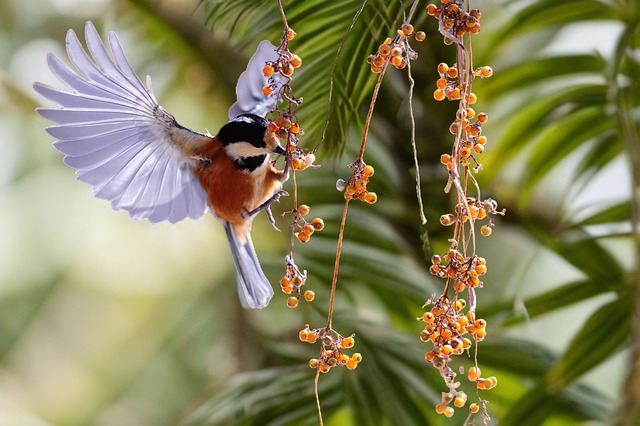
(224, 222, 274, 309)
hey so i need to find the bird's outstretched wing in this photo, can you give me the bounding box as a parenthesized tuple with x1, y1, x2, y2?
(34, 21, 210, 224)
(228, 40, 281, 119)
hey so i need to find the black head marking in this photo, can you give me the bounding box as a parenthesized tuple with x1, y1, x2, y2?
(217, 114, 269, 148)
(234, 154, 267, 172)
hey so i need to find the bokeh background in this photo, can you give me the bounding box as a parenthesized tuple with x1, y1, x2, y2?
(1, 0, 638, 425)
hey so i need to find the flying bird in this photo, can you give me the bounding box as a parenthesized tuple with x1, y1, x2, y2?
(34, 21, 289, 309)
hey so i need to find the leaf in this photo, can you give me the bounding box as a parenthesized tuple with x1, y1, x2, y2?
(481, 84, 608, 180)
(547, 296, 632, 390)
(519, 106, 617, 206)
(478, 55, 607, 101)
(492, 279, 615, 325)
(487, 0, 617, 54)
(573, 201, 632, 227)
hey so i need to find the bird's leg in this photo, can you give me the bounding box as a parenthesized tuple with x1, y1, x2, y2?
(243, 190, 289, 230)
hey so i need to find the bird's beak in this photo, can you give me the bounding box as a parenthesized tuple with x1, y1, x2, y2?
(273, 143, 286, 155)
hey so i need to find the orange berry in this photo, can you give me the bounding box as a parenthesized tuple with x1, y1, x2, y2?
(440, 214, 455, 226)
(444, 407, 455, 418)
(262, 85, 273, 96)
(422, 312, 435, 323)
(451, 87, 461, 99)
(468, 366, 481, 381)
(442, 344, 453, 356)
(437, 62, 449, 75)
(378, 44, 391, 56)
(391, 47, 403, 57)
(427, 4, 438, 16)
(469, 403, 480, 413)
(480, 225, 492, 236)
(468, 92, 478, 104)
(351, 353, 362, 363)
(371, 65, 383, 74)
(263, 64, 274, 77)
(401, 23, 414, 35)
(304, 290, 315, 302)
(474, 328, 487, 340)
(290, 54, 302, 68)
(346, 359, 358, 370)
(286, 28, 296, 40)
(391, 55, 404, 67)
(475, 264, 487, 275)
(440, 153, 451, 165)
(436, 78, 448, 89)
(302, 224, 315, 235)
(298, 204, 310, 216)
(297, 231, 310, 243)
(415, 31, 426, 41)
(477, 208, 487, 219)
(473, 144, 485, 154)
(433, 89, 446, 101)
(477, 112, 488, 123)
(447, 67, 458, 79)
(341, 336, 355, 348)
(481, 66, 493, 78)
(435, 403, 447, 414)
(460, 147, 471, 158)
(307, 332, 318, 344)
(267, 122, 279, 133)
(299, 329, 309, 341)
(362, 165, 375, 176)
(474, 319, 487, 329)
(309, 358, 319, 368)
(454, 393, 467, 408)
(282, 285, 293, 294)
(311, 218, 324, 231)
(287, 296, 298, 308)
(280, 276, 291, 287)
(290, 123, 300, 134)
(363, 192, 377, 204)
(318, 363, 330, 373)
(477, 135, 488, 145)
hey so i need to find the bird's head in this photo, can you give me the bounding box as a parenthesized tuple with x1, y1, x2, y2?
(218, 114, 284, 171)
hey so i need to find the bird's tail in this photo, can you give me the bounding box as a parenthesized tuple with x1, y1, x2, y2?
(224, 222, 274, 309)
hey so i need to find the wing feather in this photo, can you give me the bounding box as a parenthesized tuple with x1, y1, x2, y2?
(35, 21, 209, 223)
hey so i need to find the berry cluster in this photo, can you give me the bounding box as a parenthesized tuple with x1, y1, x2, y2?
(261, 28, 300, 96)
(300, 326, 362, 372)
(422, 1, 500, 421)
(427, 1, 482, 42)
(279, 256, 314, 308)
(419, 295, 496, 417)
(366, 24, 425, 73)
(428, 249, 487, 293)
(336, 163, 377, 204)
(292, 204, 325, 243)
(438, 197, 502, 237)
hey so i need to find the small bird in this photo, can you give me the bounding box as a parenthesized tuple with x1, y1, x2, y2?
(34, 21, 289, 309)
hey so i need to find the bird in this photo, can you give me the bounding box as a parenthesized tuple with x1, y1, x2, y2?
(33, 21, 290, 309)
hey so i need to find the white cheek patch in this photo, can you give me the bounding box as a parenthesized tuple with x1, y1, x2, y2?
(225, 141, 269, 159)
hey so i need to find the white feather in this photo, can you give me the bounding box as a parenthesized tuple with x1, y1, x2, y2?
(228, 40, 282, 119)
(34, 21, 209, 223)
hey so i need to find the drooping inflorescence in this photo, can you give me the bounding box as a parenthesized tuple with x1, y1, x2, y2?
(422, 1, 503, 422)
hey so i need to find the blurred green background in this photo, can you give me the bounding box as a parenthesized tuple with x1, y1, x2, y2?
(1, 0, 638, 425)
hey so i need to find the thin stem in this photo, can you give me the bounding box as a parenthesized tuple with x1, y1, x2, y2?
(318, 0, 368, 151)
(407, 57, 428, 225)
(357, 62, 388, 162)
(326, 199, 351, 328)
(315, 367, 324, 426)
(276, 0, 289, 29)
